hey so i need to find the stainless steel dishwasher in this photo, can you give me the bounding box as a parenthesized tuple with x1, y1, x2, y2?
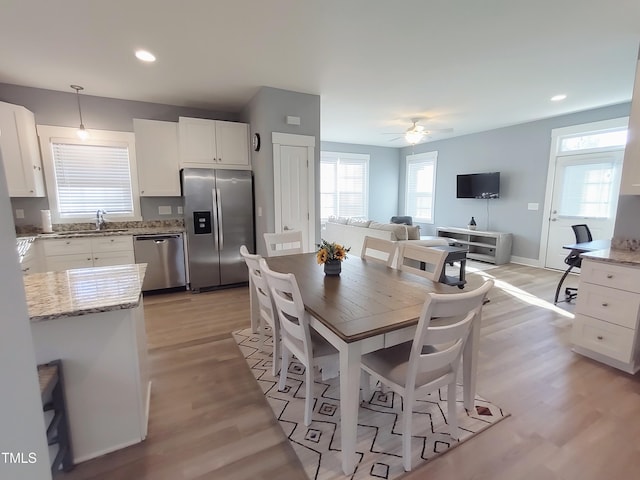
(133, 234, 186, 292)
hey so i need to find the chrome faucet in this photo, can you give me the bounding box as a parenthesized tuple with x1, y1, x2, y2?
(96, 209, 107, 230)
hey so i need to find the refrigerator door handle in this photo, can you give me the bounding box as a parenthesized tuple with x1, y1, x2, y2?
(212, 188, 219, 250)
(216, 188, 224, 250)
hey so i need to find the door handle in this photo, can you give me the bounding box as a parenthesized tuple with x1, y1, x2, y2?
(551, 218, 557, 222)
(283, 225, 290, 231)
(216, 188, 224, 250)
(212, 189, 219, 250)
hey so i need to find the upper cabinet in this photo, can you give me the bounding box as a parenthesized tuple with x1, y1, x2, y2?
(0, 101, 46, 197)
(621, 54, 640, 194)
(134, 119, 181, 196)
(178, 117, 249, 169)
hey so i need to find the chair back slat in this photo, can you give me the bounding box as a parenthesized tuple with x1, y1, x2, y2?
(263, 231, 304, 257)
(407, 280, 494, 388)
(361, 236, 398, 267)
(398, 244, 448, 282)
(260, 259, 311, 360)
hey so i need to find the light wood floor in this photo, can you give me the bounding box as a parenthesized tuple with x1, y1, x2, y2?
(59, 263, 640, 480)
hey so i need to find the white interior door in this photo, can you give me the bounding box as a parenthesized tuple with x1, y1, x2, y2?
(273, 133, 316, 252)
(544, 151, 623, 270)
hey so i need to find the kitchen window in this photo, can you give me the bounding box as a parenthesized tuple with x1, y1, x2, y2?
(320, 151, 369, 221)
(405, 151, 437, 224)
(37, 126, 141, 224)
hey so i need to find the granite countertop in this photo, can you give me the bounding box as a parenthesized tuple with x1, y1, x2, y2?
(581, 248, 640, 267)
(25, 263, 147, 322)
(28, 226, 185, 239)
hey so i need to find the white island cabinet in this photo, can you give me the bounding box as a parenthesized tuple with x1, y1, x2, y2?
(26, 264, 150, 464)
(572, 252, 640, 373)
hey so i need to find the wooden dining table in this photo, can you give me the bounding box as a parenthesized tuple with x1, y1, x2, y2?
(265, 252, 484, 475)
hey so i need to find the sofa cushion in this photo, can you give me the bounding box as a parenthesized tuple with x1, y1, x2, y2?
(369, 221, 409, 240)
(347, 218, 371, 227)
(328, 216, 349, 224)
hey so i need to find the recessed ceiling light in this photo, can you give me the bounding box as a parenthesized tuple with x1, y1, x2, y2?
(135, 50, 156, 63)
(551, 94, 567, 102)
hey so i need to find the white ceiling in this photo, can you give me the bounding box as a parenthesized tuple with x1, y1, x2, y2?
(1, 1, 639, 147)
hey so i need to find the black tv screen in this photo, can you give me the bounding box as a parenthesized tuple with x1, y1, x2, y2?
(457, 172, 500, 199)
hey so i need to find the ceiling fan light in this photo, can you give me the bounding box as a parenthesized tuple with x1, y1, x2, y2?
(405, 131, 423, 144)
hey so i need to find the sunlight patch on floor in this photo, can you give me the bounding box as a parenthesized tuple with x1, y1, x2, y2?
(473, 270, 575, 319)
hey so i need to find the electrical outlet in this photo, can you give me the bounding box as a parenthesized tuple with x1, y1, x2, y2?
(177, 206, 183, 214)
(15, 209, 24, 219)
(158, 206, 172, 215)
(258, 206, 262, 217)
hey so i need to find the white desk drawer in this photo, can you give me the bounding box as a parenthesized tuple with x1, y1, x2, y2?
(42, 238, 92, 256)
(575, 282, 640, 329)
(572, 314, 635, 363)
(581, 259, 640, 293)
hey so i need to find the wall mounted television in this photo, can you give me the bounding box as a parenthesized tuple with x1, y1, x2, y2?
(456, 172, 500, 199)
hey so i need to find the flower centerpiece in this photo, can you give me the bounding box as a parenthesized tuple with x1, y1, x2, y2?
(316, 239, 350, 276)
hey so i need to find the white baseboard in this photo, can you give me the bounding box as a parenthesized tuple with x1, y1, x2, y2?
(509, 255, 543, 267)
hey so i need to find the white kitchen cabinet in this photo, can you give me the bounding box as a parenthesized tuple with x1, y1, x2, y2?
(20, 239, 43, 275)
(133, 119, 181, 196)
(178, 117, 249, 169)
(43, 235, 134, 271)
(571, 258, 640, 373)
(0, 101, 46, 197)
(620, 53, 640, 194)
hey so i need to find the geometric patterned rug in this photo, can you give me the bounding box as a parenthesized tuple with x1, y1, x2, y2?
(232, 328, 509, 480)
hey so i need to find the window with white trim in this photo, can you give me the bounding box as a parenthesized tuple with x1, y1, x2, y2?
(37, 126, 141, 223)
(405, 151, 437, 223)
(320, 152, 369, 221)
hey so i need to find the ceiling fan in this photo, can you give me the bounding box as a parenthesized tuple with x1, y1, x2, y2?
(384, 118, 453, 145)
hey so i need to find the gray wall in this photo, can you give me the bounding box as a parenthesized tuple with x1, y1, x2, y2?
(398, 103, 631, 260)
(0, 83, 236, 226)
(240, 87, 321, 256)
(320, 141, 400, 222)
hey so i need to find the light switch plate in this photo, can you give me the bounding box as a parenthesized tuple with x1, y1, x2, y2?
(528, 203, 539, 211)
(15, 209, 24, 219)
(177, 206, 183, 214)
(158, 206, 172, 215)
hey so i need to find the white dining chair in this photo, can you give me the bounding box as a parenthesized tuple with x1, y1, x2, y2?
(361, 279, 494, 471)
(240, 246, 280, 376)
(397, 243, 448, 282)
(361, 236, 398, 267)
(259, 258, 338, 426)
(263, 231, 304, 257)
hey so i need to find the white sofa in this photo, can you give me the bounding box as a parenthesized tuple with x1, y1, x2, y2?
(323, 218, 448, 257)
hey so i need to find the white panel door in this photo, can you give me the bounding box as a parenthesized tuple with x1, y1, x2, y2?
(278, 145, 309, 247)
(545, 151, 623, 270)
(272, 133, 316, 253)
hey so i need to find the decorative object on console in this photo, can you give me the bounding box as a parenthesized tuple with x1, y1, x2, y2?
(316, 239, 350, 275)
(468, 216, 477, 230)
(70, 85, 89, 140)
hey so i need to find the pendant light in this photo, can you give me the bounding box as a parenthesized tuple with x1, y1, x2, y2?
(70, 84, 89, 140)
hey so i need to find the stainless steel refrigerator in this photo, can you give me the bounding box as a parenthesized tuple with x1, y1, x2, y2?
(182, 168, 254, 292)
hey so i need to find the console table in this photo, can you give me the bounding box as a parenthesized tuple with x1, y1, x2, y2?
(436, 227, 512, 265)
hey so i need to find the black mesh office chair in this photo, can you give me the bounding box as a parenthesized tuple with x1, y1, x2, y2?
(555, 224, 592, 303)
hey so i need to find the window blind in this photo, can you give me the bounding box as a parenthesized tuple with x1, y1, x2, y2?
(406, 152, 437, 223)
(51, 142, 134, 216)
(320, 152, 369, 220)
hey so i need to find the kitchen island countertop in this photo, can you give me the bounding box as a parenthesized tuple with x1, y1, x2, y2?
(25, 263, 146, 322)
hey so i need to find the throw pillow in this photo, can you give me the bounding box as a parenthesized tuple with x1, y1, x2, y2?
(348, 218, 371, 227)
(407, 225, 421, 240)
